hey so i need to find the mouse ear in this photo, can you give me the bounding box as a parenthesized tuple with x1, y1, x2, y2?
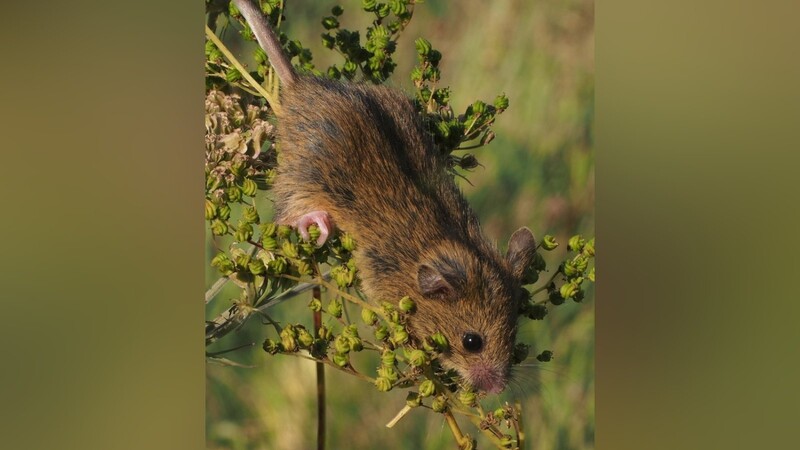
(418, 262, 464, 300)
(506, 227, 537, 280)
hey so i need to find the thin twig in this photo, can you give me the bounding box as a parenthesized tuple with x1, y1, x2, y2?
(313, 287, 326, 450)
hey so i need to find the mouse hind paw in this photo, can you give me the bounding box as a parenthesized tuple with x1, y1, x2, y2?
(296, 211, 333, 246)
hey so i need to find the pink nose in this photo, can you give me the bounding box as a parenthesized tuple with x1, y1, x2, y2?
(469, 364, 506, 394)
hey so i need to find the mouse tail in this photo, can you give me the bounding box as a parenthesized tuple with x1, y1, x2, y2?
(232, 0, 298, 88)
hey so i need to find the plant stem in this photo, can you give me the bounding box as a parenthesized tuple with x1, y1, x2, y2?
(313, 287, 326, 450)
(443, 411, 467, 449)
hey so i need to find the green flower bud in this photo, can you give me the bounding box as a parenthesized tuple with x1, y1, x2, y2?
(241, 178, 258, 197)
(205, 199, 217, 220)
(243, 206, 260, 224)
(343, 60, 357, 75)
(419, 379, 435, 397)
(281, 241, 299, 259)
(295, 260, 312, 276)
(398, 296, 416, 313)
(406, 392, 422, 408)
(321, 16, 339, 30)
(225, 68, 242, 83)
(248, 258, 266, 275)
(588, 267, 595, 282)
(217, 203, 231, 220)
(227, 186, 242, 202)
(415, 37, 432, 56)
(471, 100, 487, 116)
(333, 353, 349, 367)
(297, 327, 314, 348)
(494, 93, 509, 110)
(568, 235, 586, 252)
(376, 2, 390, 18)
(210, 219, 228, 236)
(512, 343, 529, 364)
(280, 326, 298, 352)
(317, 325, 333, 341)
(381, 350, 396, 367)
(331, 5, 344, 16)
(349, 337, 363, 352)
(326, 65, 341, 79)
(542, 234, 558, 250)
(361, 307, 377, 325)
(563, 260, 579, 278)
(327, 298, 343, 318)
(308, 296, 322, 312)
(494, 408, 507, 420)
(431, 395, 448, 413)
(307, 224, 321, 243)
(459, 390, 477, 408)
(389, 0, 406, 16)
(342, 323, 359, 339)
(407, 349, 427, 367)
(536, 350, 553, 362)
(277, 224, 292, 238)
(262, 338, 281, 354)
(374, 325, 389, 341)
(375, 376, 392, 392)
(322, 33, 335, 49)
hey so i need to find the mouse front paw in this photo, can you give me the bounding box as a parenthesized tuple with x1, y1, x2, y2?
(295, 211, 334, 246)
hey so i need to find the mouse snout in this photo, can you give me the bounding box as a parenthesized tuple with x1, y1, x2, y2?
(467, 363, 507, 394)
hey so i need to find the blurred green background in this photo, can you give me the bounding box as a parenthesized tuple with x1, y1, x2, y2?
(206, 1, 595, 449)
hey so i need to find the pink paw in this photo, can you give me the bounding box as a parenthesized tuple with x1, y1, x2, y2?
(296, 211, 333, 246)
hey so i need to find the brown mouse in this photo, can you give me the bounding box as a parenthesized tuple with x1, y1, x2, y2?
(233, 0, 537, 393)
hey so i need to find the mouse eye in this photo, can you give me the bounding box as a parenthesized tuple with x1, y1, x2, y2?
(462, 332, 483, 353)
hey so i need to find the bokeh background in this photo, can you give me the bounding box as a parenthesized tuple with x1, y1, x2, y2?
(205, 1, 595, 449)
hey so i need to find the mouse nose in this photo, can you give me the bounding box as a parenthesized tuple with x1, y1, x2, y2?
(468, 363, 506, 394)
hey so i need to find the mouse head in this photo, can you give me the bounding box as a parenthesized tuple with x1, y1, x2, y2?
(409, 227, 537, 393)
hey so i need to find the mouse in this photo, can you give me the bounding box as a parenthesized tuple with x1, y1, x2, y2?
(232, 0, 537, 393)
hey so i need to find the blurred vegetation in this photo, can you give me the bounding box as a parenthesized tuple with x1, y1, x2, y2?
(205, 0, 594, 449)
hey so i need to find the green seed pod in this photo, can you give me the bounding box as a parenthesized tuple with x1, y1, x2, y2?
(307, 224, 321, 243)
(217, 203, 231, 220)
(392, 327, 409, 345)
(362, 0, 377, 12)
(583, 237, 595, 257)
(262, 338, 281, 355)
(259, 222, 277, 237)
(376, 2, 390, 18)
(277, 224, 292, 238)
(334, 334, 351, 354)
(317, 325, 333, 341)
(374, 325, 389, 341)
(281, 241, 299, 259)
(211, 252, 233, 273)
(499, 436, 515, 448)
(471, 100, 487, 116)
(560, 282, 578, 299)
(375, 376, 392, 392)
(225, 68, 242, 83)
(588, 267, 595, 282)
(262, 236, 278, 250)
(321, 16, 339, 30)
(297, 327, 314, 348)
(307, 296, 322, 312)
(526, 303, 548, 320)
(430, 332, 449, 352)
(296, 258, 313, 276)
(573, 255, 589, 274)
(280, 328, 298, 353)
(243, 206, 260, 224)
(343, 60, 358, 75)
(459, 390, 477, 408)
(381, 350, 396, 367)
(268, 257, 286, 274)
(431, 395, 448, 413)
(390, 0, 406, 16)
(241, 179, 258, 197)
(563, 259, 579, 278)
(536, 350, 553, 362)
(327, 298, 343, 318)
(494, 93, 509, 110)
(415, 37, 432, 56)
(227, 186, 243, 203)
(407, 349, 427, 367)
(342, 324, 359, 339)
(549, 289, 565, 305)
(512, 343, 530, 364)
(204, 199, 217, 220)
(494, 408, 507, 420)
(322, 33, 336, 49)
(361, 308, 377, 325)
(210, 219, 228, 236)
(234, 222, 253, 242)
(398, 296, 416, 313)
(340, 233, 357, 252)
(406, 392, 422, 408)
(348, 337, 363, 352)
(532, 251, 546, 271)
(419, 380, 435, 397)
(248, 258, 266, 275)
(542, 235, 559, 251)
(331, 5, 344, 16)
(568, 235, 586, 252)
(378, 365, 399, 382)
(326, 65, 341, 79)
(333, 353, 349, 367)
